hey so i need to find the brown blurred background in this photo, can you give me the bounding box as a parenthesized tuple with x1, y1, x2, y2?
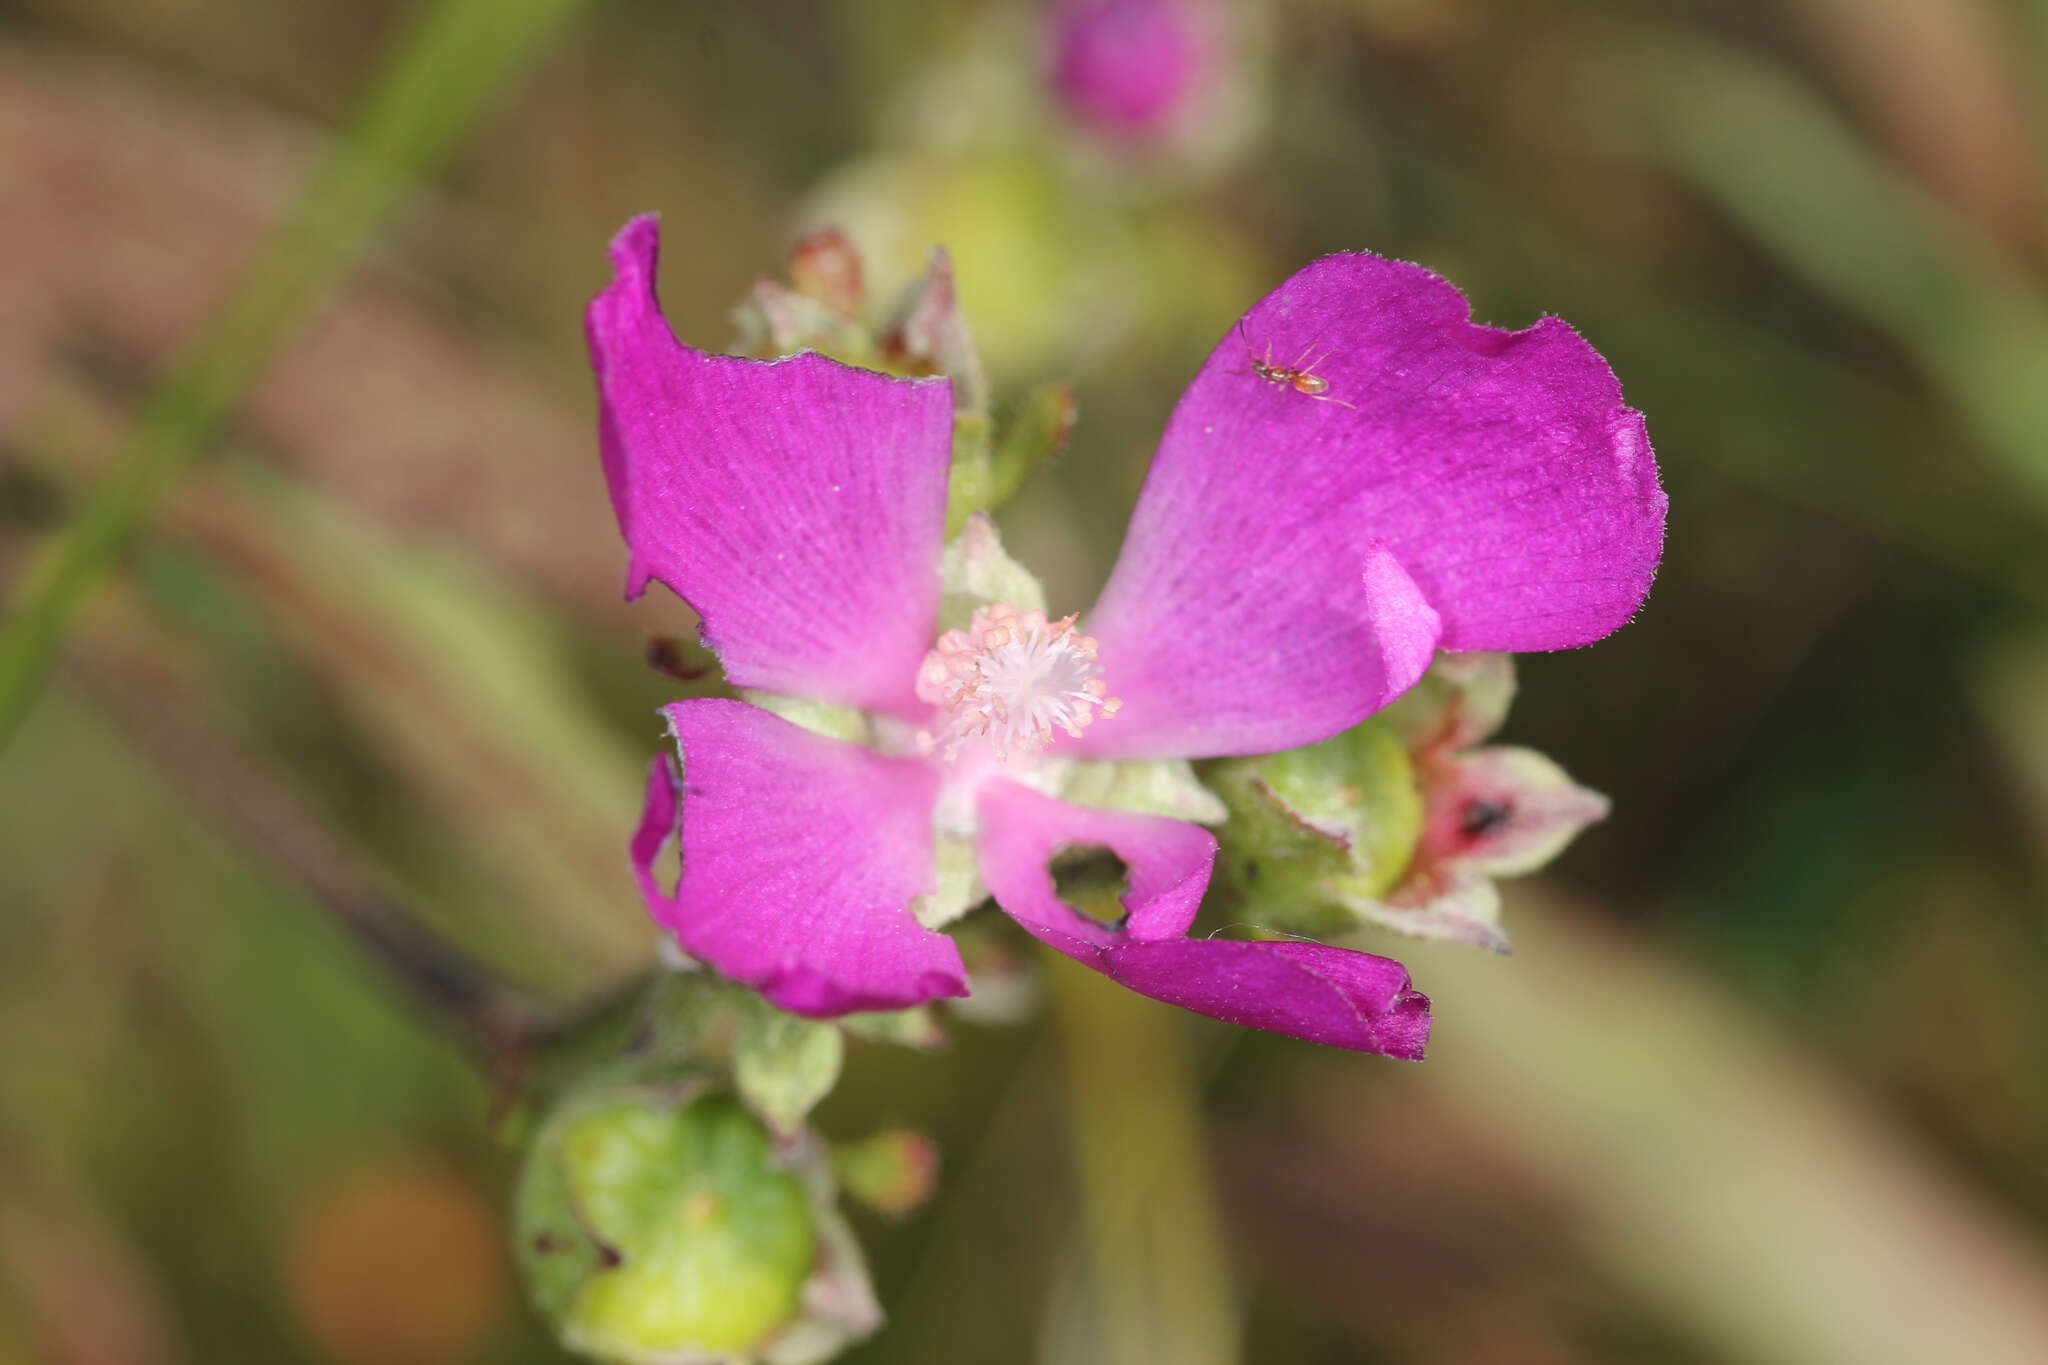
(5, 1, 2048, 1362)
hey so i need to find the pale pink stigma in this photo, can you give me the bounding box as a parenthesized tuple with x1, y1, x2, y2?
(916, 604, 1121, 759)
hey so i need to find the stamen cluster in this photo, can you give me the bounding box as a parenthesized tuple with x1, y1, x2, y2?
(917, 604, 1120, 759)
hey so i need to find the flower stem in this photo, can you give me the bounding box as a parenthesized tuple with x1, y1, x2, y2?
(1049, 944, 1240, 1365)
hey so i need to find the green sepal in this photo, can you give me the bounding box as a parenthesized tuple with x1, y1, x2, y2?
(729, 280, 880, 369)
(1378, 651, 1515, 752)
(946, 382, 1075, 536)
(835, 1006, 948, 1050)
(1057, 757, 1228, 825)
(937, 512, 1047, 630)
(943, 414, 998, 539)
(735, 690, 871, 744)
(909, 831, 985, 929)
(732, 997, 846, 1140)
(1207, 717, 1424, 933)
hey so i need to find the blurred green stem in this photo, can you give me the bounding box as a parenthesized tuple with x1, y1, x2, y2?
(0, 0, 587, 753)
(1050, 942, 1239, 1365)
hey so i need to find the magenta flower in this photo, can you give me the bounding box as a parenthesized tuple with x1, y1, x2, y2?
(1050, 0, 1210, 136)
(594, 216, 1664, 1057)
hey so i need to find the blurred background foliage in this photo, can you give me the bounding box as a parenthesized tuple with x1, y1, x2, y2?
(4, 0, 2048, 1362)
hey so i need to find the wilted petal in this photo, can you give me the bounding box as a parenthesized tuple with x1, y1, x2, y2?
(975, 781, 1431, 1056)
(634, 700, 967, 1016)
(590, 216, 952, 718)
(1083, 253, 1663, 758)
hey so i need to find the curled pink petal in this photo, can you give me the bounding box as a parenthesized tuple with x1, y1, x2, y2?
(975, 781, 1431, 1057)
(635, 699, 967, 1016)
(631, 752, 683, 911)
(589, 215, 953, 718)
(1083, 253, 1664, 760)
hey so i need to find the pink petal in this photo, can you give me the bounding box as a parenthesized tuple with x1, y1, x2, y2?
(1082, 253, 1664, 759)
(1080, 529, 1442, 759)
(975, 781, 1431, 1056)
(589, 216, 953, 719)
(634, 699, 967, 1016)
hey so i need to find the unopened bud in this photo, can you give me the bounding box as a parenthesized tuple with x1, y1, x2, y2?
(787, 229, 865, 317)
(1209, 717, 1423, 925)
(1212, 654, 1607, 954)
(831, 1129, 939, 1219)
(516, 1084, 880, 1364)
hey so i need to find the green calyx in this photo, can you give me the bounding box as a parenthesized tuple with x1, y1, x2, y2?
(944, 381, 1075, 536)
(1207, 717, 1425, 934)
(517, 1088, 817, 1363)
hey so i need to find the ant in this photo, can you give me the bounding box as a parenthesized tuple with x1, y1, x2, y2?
(1231, 324, 1356, 408)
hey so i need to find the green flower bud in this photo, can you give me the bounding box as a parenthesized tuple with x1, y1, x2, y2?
(1208, 717, 1424, 933)
(1209, 653, 1609, 954)
(516, 1084, 880, 1365)
(831, 1129, 939, 1219)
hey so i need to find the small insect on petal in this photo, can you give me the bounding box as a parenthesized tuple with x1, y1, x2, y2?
(1234, 325, 1355, 408)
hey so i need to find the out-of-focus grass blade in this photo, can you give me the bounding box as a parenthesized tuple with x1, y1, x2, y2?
(170, 462, 654, 988)
(0, 0, 589, 753)
(1387, 889, 2048, 1365)
(1615, 32, 2048, 511)
(1970, 629, 2048, 862)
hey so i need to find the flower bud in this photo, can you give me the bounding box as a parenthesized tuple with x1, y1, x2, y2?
(831, 1129, 939, 1219)
(516, 1083, 881, 1365)
(1208, 717, 1424, 928)
(787, 228, 865, 317)
(1211, 653, 1608, 953)
(1051, 0, 1208, 136)
(729, 234, 877, 367)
